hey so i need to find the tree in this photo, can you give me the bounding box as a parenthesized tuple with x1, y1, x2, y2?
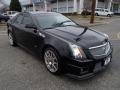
(9, 0, 22, 12)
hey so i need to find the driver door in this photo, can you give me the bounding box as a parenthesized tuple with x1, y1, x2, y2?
(21, 14, 40, 52)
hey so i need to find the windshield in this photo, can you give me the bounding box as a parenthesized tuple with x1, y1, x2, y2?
(34, 13, 77, 29)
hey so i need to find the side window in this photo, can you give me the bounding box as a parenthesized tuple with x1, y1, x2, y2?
(22, 14, 33, 25)
(101, 9, 104, 12)
(12, 11, 16, 14)
(14, 15, 23, 24)
(97, 9, 100, 11)
(105, 10, 108, 12)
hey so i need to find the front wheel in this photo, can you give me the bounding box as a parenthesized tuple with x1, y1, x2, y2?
(107, 14, 111, 17)
(44, 47, 63, 75)
(95, 13, 99, 16)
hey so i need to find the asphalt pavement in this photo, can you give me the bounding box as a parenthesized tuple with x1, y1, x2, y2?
(0, 17, 120, 90)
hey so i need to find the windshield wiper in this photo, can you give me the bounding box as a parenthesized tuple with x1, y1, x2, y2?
(75, 27, 88, 41)
(43, 20, 75, 30)
(58, 20, 72, 25)
(52, 20, 72, 27)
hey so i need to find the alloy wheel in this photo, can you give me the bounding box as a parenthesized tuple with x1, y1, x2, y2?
(8, 33, 14, 45)
(44, 50, 59, 73)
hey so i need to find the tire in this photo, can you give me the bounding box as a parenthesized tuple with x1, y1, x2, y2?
(43, 47, 63, 75)
(95, 13, 99, 16)
(8, 32, 17, 46)
(107, 14, 111, 17)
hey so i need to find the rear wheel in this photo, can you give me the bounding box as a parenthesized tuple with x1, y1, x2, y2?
(44, 47, 63, 75)
(8, 32, 17, 46)
(107, 14, 111, 17)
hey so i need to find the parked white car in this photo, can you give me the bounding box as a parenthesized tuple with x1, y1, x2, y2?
(2, 11, 19, 19)
(95, 8, 114, 17)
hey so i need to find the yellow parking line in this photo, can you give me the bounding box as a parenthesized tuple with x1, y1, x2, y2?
(117, 32, 120, 40)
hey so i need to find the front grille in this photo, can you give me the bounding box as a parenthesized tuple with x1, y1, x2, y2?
(89, 42, 110, 57)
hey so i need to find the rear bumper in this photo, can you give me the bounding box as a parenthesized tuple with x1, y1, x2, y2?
(65, 54, 112, 79)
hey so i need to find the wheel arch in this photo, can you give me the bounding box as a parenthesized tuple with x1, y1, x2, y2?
(41, 44, 61, 58)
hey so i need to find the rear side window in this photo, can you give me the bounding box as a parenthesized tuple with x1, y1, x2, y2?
(12, 11, 16, 14)
(105, 10, 108, 12)
(14, 14, 23, 24)
(101, 9, 104, 12)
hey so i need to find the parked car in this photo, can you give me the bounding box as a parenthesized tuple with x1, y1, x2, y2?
(7, 12, 113, 79)
(3, 11, 19, 18)
(95, 8, 114, 17)
(0, 14, 10, 22)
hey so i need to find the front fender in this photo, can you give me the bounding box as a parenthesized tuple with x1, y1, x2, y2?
(43, 32, 71, 58)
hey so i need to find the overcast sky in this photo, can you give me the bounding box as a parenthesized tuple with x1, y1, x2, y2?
(1, 0, 29, 5)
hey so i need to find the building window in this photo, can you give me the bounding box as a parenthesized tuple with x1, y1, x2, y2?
(99, 0, 105, 2)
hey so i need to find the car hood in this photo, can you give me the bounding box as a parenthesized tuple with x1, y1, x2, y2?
(46, 26, 107, 49)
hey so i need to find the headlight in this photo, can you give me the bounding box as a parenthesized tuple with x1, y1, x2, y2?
(69, 44, 86, 59)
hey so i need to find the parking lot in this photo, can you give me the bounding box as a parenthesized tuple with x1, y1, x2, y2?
(0, 17, 120, 90)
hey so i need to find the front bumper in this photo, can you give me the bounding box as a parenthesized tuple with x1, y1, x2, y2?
(65, 54, 112, 79)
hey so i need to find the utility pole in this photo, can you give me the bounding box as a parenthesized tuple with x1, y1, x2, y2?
(90, 0, 96, 24)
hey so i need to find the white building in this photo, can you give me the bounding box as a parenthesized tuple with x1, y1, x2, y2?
(51, 0, 84, 14)
(22, 0, 120, 14)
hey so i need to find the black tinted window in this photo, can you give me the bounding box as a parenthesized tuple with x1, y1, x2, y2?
(14, 14, 23, 24)
(22, 15, 32, 25)
(105, 10, 108, 12)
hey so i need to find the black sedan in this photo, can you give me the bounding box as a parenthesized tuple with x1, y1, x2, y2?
(7, 12, 113, 79)
(0, 14, 10, 22)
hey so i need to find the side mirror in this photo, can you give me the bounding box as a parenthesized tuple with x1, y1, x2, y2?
(25, 24, 37, 29)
